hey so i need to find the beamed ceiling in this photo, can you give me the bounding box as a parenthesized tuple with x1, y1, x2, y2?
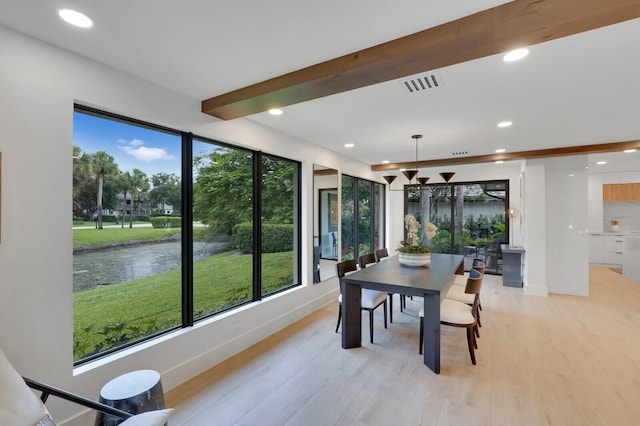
(1, 0, 639, 172)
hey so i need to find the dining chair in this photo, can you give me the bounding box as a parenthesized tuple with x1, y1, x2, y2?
(419, 268, 483, 365)
(374, 248, 389, 262)
(358, 253, 377, 269)
(448, 260, 485, 330)
(335, 259, 388, 344)
(452, 258, 485, 286)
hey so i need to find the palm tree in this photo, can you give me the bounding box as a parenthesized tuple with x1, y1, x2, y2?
(117, 171, 132, 228)
(128, 169, 149, 228)
(91, 151, 119, 229)
(72, 146, 92, 219)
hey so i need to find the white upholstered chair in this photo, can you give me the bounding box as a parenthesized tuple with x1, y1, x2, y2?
(419, 268, 484, 365)
(336, 259, 388, 344)
(0, 348, 173, 426)
(448, 260, 485, 330)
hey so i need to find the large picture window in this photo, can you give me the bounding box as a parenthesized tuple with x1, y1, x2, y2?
(73, 106, 301, 363)
(405, 180, 508, 273)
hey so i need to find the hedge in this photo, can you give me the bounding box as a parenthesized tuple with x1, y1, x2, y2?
(150, 216, 182, 229)
(233, 222, 293, 253)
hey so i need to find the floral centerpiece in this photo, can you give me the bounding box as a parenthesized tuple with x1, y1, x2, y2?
(397, 214, 437, 266)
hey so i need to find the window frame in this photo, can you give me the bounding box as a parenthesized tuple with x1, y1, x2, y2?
(72, 104, 302, 365)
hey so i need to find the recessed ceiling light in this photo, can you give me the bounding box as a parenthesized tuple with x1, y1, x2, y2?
(381, 160, 390, 164)
(58, 9, 93, 28)
(596, 161, 607, 165)
(497, 121, 512, 128)
(568, 174, 575, 177)
(344, 143, 354, 148)
(268, 108, 283, 116)
(503, 48, 529, 62)
(624, 149, 637, 153)
(495, 160, 504, 164)
(495, 148, 506, 153)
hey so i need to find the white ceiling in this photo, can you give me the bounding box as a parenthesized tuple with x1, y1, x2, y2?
(1, 0, 638, 173)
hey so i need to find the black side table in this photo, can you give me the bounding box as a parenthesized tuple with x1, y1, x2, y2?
(95, 370, 166, 426)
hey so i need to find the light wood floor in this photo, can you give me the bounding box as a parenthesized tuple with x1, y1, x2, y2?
(165, 267, 640, 425)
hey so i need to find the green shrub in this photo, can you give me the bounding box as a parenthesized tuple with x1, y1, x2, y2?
(263, 224, 293, 253)
(150, 216, 182, 229)
(233, 223, 253, 253)
(233, 222, 293, 253)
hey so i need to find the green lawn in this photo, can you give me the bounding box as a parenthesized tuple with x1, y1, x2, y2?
(73, 250, 294, 361)
(73, 226, 182, 250)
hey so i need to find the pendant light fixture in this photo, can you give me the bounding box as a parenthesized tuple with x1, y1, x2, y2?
(439, 172, 455, 182)
(383, 134, 430, 190)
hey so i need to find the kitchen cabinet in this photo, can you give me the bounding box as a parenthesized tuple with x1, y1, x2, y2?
(623, 236, 640, 283)
(603, 183, 640, 201)
(603, 234, 624, 266)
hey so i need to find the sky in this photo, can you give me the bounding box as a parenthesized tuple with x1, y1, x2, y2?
(73, 111, 182, 178)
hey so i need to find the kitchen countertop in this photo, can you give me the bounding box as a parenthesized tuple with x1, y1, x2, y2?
(590, 231, 640, 235)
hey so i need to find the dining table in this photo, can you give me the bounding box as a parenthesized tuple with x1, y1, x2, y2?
(341, 253, 464, 374)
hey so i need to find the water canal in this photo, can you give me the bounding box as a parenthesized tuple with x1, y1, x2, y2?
(73, 241, 231, 292)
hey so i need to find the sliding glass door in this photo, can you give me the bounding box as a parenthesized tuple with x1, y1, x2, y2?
(342, 175, 385, 261)
(405, 180, 508, 272)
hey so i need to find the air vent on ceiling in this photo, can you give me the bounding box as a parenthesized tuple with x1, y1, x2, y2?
(452, 151, 468, 156)
(401, 73, 442, 93)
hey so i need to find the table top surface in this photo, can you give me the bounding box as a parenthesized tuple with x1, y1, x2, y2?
(101, 369, 160, 400)
(343, 253, 464, 296)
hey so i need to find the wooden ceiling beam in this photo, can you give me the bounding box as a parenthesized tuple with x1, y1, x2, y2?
(371, 140, 640, 171)
(202, 0, 640, 120)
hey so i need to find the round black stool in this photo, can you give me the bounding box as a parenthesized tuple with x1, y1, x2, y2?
(95, 370, 166, 426)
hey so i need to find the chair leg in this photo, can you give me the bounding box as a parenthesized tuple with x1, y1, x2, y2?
(369, 310, 374, 344)
(466, 327, 477, 365)
(419, 317, 424, 355)
(388, 293, 394, 323)
(383, 301, 388, 329)
(473, 328, 478, 349)
(335, 304, 341, 333)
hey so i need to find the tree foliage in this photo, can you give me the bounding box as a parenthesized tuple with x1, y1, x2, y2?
(149, 172, 181, 214)
(194, 148, 253, 235)
(193, 148, 295, 237)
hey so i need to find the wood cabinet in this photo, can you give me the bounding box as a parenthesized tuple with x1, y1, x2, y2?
(602, 183, 640, 201)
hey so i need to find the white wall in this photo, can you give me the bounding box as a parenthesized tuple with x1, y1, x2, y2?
(544, 156, 589, 296)
(0, 25, 375, 425)
(523, 160, 548, 296)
